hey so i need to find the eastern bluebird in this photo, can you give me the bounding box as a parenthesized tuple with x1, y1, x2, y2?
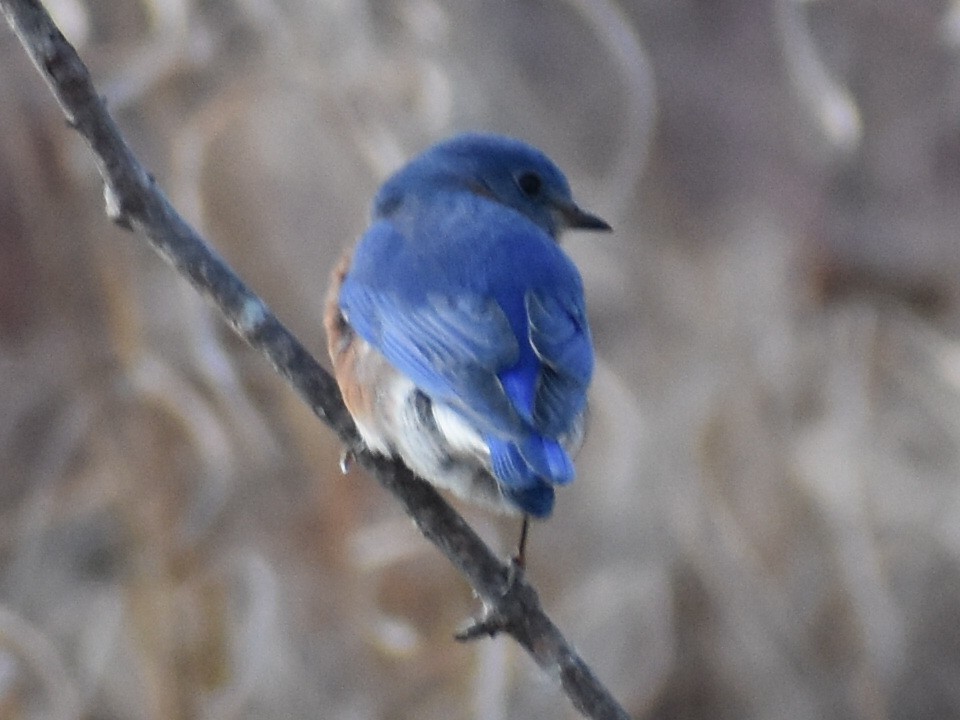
(325, 133, 609, 527)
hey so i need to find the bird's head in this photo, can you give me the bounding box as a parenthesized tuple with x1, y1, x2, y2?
(374, 133, 611, 239)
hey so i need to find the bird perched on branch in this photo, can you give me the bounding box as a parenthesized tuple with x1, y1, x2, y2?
(325, 133, 609, 557)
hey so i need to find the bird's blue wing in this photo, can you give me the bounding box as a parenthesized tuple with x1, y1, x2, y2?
(339, 221, 526, 435)
(480, 287, 591, 505)
(525, 289, 593, 437)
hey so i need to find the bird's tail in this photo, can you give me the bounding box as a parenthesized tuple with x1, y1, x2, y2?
(486, 434, 575, 516)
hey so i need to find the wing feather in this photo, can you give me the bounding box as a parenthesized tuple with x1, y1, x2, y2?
(339, 223, 524, 435)
(525, 290, 593, 436)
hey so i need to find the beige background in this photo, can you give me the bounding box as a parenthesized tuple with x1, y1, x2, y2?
(2, 0, 959, 718)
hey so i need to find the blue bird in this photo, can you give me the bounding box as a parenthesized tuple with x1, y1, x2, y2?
(325, 132, 609, 527)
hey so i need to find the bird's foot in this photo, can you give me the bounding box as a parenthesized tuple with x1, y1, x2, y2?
(455, 605, 509, 641)
(454, 556, 525, 642)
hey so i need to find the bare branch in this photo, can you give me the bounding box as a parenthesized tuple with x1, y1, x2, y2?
(0, 2, 633, 718)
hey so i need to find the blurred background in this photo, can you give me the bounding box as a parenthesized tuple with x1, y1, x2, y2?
(3, 0, 960, 717)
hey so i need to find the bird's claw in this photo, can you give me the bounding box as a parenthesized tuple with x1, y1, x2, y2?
(455, 607, 507, 642)
(454, 555, 525, 642)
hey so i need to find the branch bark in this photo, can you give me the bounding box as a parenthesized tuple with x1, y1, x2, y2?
(0, 2, 633, 718)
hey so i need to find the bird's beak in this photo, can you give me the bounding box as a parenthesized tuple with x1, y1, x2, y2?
(558, 202, 612, 232)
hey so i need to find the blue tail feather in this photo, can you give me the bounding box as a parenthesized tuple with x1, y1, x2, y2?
(503, 482, 555, 518)
(487, 436, 538, 488)
(519, 437, 574, 485)
(486, 433, 576, 516)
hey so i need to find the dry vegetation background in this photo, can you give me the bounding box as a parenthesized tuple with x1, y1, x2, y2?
(3, 0, 960, 718)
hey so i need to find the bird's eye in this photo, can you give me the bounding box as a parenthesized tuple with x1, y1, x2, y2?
(516, 171, 543, 198)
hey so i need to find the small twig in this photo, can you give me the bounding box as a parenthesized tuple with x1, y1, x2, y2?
(0, 3, 633, 718)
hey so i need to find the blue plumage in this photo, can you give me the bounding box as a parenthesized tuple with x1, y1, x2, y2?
(330, 133, 609, 517)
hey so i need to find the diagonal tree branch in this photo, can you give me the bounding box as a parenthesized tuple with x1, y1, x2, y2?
(0, 2, 633, 718)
